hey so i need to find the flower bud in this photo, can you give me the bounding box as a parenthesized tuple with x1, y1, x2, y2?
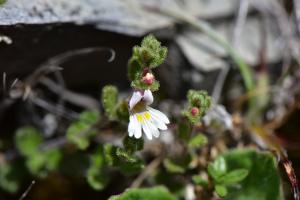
(191, 107, 199, 116)
(142, 72, 155, 85)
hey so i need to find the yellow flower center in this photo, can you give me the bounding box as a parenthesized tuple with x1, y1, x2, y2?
(136, 112, 151, 123)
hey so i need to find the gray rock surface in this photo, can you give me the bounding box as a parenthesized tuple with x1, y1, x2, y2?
(0, 0, 238, 35)
(0, 0, 283, 73)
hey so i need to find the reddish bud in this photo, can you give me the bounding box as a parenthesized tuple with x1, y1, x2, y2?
(142, 72, 155, 85)
(191, 107, 199, 116)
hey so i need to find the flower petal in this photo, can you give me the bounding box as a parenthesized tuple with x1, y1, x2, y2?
(128, 115, 135, 137)
(142, 119, 153, 140)
(152, 115, 168, 130)
(133, 116, 142, 139)
(147, 119, 160, 138)
(143, 90, 153, 105)
(129, 91, 143, 110)
(148, 107, 170, 124)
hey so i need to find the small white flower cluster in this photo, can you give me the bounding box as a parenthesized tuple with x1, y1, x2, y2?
(128, 90, 169, 140)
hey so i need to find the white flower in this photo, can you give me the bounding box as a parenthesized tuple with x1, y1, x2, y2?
(128, 89, 169, 140)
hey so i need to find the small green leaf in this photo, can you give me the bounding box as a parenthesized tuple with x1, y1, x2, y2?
(164, 159, 185, 174)
(123, 135, 144, 154)
(104, 144, 144, 175)
(66, 110, 100, 150)
(109, 186, 176, 200)
(118, 159, 144, 175)
(0, 162, 21, 193)
(79, 110, 101, 124)
(15, 127, 43, 157)
(116, 148, 138, 163)
(128, 56, 142, 81)
(44, 149, 62, 171)
(208, 157, 227, 181)
(188, 133, 208, 149)
(104, 144, 115, 166)
(140, 34, 168, 68)
(222, 149, 281, 200)
(213, 157, 227, 174)
(87, 147, 108, 190)
(215, 185, 228, 198)
(87, 167, 107, 190)
(66, 122, 93, 150)
(25, 149, 62, 177)
(192, 175, 208, 187)
(26, 153, 47, 177)
(127, 35, 167, 91)
(218, 169, 249, 185)
(131, 79, 160, 92)
(208, 163, 219, 181)
(116, 100, 129, 122)
(102, 85, 118, 119)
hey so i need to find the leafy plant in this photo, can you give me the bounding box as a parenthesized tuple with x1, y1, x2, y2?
(208, 155, 249, 198)
(0, 34, 290, 200)
(109, 187, 176, 200)
(66, 110, 100, 150)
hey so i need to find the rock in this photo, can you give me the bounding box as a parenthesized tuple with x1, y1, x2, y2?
(176, 17, 282, 71)
(0, 0, 239, 36)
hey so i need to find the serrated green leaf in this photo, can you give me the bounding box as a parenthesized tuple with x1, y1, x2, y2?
(15, 127, 43, 157)
(66, 122, 92, 150)
(118, 159, 144, 175)
(131, 79, 160, 92)
(222, 149, 281, 200)
(218, 169, 249, 185)
(215, 184, 228, 197)
(104, 144, 115, 166)
(102, 85, 118, 119)
(109, 186, 176, 200)
(123, 135, 144, 154)
(79, 110, 100, 124)
(128, 56, 142, 81)
(127, 35, 167, 91)
(104, 144, 144, 175)
(116, 147, 138, 163)
(140, 35, 168, 68)
(116, 100, 129, 122)
(66, 110, 100, 150)
(188, 133, 207, 149)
